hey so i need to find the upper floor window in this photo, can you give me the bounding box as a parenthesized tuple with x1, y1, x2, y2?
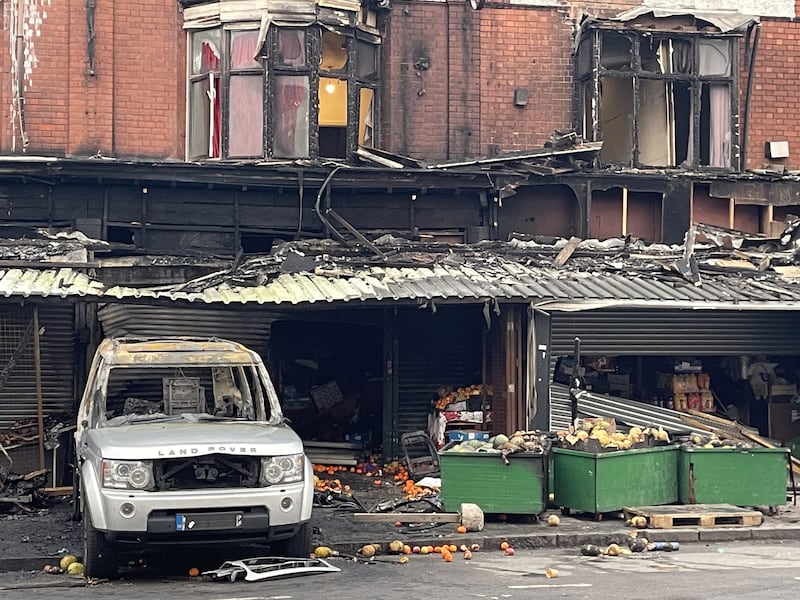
(575, 26, 738, 170)
(187, 22, 380, 161)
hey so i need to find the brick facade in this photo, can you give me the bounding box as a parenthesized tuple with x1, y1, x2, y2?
(2, 1, 800, 169)
(1, 0, 182, 158)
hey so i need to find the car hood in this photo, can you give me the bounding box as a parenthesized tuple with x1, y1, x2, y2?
(84, 421, 304, 460)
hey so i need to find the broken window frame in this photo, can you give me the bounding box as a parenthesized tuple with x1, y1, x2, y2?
(186, 22, 381, 162)
(575, 25, 739, 171)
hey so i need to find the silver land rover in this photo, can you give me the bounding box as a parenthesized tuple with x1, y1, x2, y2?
(74, 337, 313, 579)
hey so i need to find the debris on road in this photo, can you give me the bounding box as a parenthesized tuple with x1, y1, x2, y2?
(202, 557, 340, 582)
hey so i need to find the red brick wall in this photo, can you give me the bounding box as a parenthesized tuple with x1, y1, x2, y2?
(743, 18, 800, 171)
(478, 7, 574, 155)
(1, 0, 183, 159)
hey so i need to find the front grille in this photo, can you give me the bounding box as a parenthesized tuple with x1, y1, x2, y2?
(153, 454, 260, 490)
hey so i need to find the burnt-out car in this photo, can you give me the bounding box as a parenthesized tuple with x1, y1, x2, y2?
(74, 337, 313, 579)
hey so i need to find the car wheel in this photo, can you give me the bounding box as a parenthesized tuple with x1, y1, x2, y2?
(270, 522, 311, 558)
(83, 508, 119, 579)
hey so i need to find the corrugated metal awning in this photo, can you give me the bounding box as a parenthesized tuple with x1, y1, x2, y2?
(103, 259, 800, 308)
(0, 268, 104, 300)
(550, 384, 708, 435)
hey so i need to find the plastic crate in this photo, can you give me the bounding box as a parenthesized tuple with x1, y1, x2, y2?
(447, 430, 490, 443)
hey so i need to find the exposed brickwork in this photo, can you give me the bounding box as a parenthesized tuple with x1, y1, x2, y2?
(743, 18, 800, 171)
(1, 0, 183, 159)
(3, 0, 800, 167)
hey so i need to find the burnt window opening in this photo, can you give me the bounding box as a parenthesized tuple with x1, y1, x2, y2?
(240, 233, 274, 254)
(187, 21, 380, 162)
(576, 27, 738, 170)
(106, 226, 136, 245)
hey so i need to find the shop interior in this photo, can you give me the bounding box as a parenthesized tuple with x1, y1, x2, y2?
(554, 353, 800, 443)
(269, 318, 383, 447)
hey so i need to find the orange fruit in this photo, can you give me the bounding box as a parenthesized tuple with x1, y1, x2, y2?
(433, 546, 442, 554)
(500, 541, 510, 550)
(443, 552, 453, 562)
(403, 545, 412, 554)
(448, 544, 457, 553)
(457, 525, 467, 534)
(188, 567, 200, 577)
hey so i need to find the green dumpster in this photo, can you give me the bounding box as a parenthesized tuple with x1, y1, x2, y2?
(439, 446, 547, 515)
(678, 447, 789, 507)
(552, 445, 679, 515)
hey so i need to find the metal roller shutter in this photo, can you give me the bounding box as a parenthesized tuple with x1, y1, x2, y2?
(0, 304, 76, 428)
(547, 308, 800, 430)
(97, 304, 283, 357)
(396, 306, 483, 436)
(550, 309, 800, 356)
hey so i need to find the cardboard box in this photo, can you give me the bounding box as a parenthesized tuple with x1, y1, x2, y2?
(610, 383, 633, 397)
(771, 384, 797, 398)
(607, 373, 630, 387)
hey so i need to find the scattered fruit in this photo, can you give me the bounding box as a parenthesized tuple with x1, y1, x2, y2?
(443, 552, 453, 562)
(580, 544, 602, 556)
(504, 547, 516, 556)
(59, 555, 78, 571)
(630, 515, 648, 528)
(457, 525, 467, 534)
(629, 537, 648, 553)
(188, 567, 200, 577)
(547, 514, 561, 527)
(66, 562, 84, 576)
(389, 540, 404, 554)
(448, 544, 457, 553)
(471, 543, 481, 552)
(42, 565, 63, 575)
(314, 546, 338, 558)
(360, 544, 377, 558)
(605, 543, 621, 556)
(434, 546, 442, 554)
(500, 541, 510, 550)
(402, 545, 412, 554)
(399, 556, 409, 564)
(420, 546, 430, 555)
(412, 546, 421, 554)
(463, 550, 473, 560)
(459, 544, 468, 552)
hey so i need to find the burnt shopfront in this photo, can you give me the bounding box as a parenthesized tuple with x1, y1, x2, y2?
(535, 306, 800, 444)
(97, 300, 524, 460)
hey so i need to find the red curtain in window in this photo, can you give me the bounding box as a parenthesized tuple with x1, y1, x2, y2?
(201, 41, 221, 158)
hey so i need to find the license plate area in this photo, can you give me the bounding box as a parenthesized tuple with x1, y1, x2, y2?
(175, 511, 244, 532)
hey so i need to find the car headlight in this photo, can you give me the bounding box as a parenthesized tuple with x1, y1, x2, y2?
(102, 460, 154, 490)
(260, 454, 304, 485)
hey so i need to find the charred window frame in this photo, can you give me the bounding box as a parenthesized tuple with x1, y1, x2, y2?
(187, 22, 380, 162)
(575, 26, 739, 171)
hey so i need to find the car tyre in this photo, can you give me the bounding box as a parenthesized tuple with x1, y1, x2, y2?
(271, 521, 311, 558)
(83, 508, 119, 579)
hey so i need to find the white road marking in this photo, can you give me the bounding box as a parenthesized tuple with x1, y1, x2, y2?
(213, 596, 292, 600)
(509, 583, 593, 589)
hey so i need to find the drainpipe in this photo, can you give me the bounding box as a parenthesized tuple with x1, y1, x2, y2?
(741, 22, 760, 171)
(14, 0, 29, 149)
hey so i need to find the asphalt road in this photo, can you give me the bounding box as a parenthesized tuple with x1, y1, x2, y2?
(1, 540, 799, 599)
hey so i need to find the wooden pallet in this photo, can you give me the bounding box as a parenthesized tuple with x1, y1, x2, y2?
(623, 504, 763, 528)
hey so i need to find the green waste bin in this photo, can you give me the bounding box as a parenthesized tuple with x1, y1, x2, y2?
(552, 445, 679, 515)
(678, 447, 789, 507)
(439, 446, 547, 515)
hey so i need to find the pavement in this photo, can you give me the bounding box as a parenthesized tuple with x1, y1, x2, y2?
(3, 489, 800, 573)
